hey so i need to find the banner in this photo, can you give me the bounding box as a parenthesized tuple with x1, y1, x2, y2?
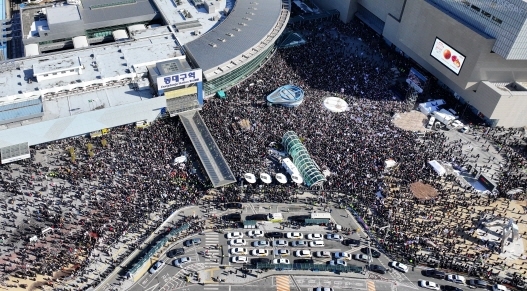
(157, 69, 203, 91)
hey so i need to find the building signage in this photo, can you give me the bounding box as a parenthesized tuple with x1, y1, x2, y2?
(490, 0, 527, 16)
(157, 69, 203, 90)
(430, 38, 466, 75)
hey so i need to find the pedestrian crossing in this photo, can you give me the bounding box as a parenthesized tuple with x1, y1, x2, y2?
(367, 280, 376, 291)
(204, 232, 221, 263)
(276, 276, 290, 291)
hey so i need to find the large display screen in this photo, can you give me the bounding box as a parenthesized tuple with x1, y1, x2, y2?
(430, 38, 466, 75)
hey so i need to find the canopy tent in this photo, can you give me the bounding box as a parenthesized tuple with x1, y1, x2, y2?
(291, 174, 303, 184)
(217, 91, 226, 99)
(275, 173, 288, 184)
(260, 173, 272, 184)
(384, 159, 397, 168)
(428, 160, 446, 176)
(174, 156, 187, 164)
(244, 173, 256, 184)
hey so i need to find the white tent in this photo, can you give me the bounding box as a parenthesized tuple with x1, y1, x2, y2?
(428, 160, 446, 176)
(275, 173, 287, 184)
(244, 173, 256, 184)
(385, 159, 397, 168)
(174, 156, 187, 164)
(291, 174, 303, 184)
(260, 173, 272, 184)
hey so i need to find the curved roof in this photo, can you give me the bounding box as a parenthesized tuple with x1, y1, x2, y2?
(267, 84, 304, 107)
(282, 131, 326, 188)
(184, 0, 287, 80)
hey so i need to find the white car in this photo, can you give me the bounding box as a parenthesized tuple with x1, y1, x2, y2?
(227, 232, 244, 239)
(230, 247, 248, 255)
(315, 251, 331, 258)
(149, 261, 164, 274)
(315, 288, 333, 291)
(252, 240, 269, 247)
(389, 261, 409, 273)
(492, 284, 509, 291)
(231, 256, 248, 264)
(172, 257, 191, 266)
(309, 241, 324, 248)
(446, 274, 466, 284)
(334, 252, 352, 260)
(291, 240, 308, 247)
(286, 232, 303, 239)
(306, 233, 323, 240)
(451, 120, 464, 128)
(329, 259, 347, 266)
(273, 240, 288, 247)
(247, 230, 264, 237)
(352, 254, 372, 263)
(251, 249, 268, 256)
(325, 234, 343, 241)
(274, 249, 290, 256)
(273, 258, 290, 264)
(295, 250, 312, 257)
(229, 239, 247, 246)
(419, 280, 440, 290)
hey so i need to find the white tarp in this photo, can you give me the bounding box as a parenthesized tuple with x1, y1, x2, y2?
(174, 156, 187, 164)
(385, 159, 397, 168)
(244, 173, 256, 184)
(276, 173, 287, 184)
(428, 160, 446, 176)
(260, 173, 272, 184)
(418, 99, 445, 115)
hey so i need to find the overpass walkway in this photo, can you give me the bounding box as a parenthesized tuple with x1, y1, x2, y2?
(179, 110, 236, 187)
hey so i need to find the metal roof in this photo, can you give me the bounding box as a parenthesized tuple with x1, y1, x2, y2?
(0, 98, 43, 125)
(46, 5, 81, 25)
(79, 0, 156, 26)
(184, 0, 284, 78)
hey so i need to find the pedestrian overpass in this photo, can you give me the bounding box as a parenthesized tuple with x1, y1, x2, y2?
(179, 110, 236, 187)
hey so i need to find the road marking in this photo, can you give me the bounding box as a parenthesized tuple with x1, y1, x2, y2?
(367, 280, 376, 291)
(204, 288, 218, 290)
(276, 275, 290, 291)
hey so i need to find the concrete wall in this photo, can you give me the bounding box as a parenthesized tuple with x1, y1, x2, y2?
(311, 0, 357, 23)
(380, 0, 527, 127)
(358, 0, 405, 22)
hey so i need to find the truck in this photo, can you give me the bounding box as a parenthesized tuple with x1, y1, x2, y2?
(432, 110, 463, 130)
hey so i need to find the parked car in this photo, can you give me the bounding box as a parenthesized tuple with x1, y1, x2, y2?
(172, 257, 191, 266)
(329, 259, 347, 266)
(306, 233, 323, 240)
(252, 240, 269, 247)
(491, 284, 508, 291)
(325, 234, 344, 241)
(251, 258, 270, 265)
(227, 232, 244, 239)
(315, 287, 333, 291)
(247, 230, 264, 237)
(291, 240, 308, 247)
(334, 252, 352, 260)
(360, 247, 381, 258)
(229, 239, 247, 246)
(446, 275, 466, 284)
(273, 240, 288, 247)
(274, 249, 290, 256)
(389, 261, 409, 273)
(314, 251, 331, 258)
(352, 254, 371, 263)
(251, 249, 268, 256)
(231, 256, 248, 264)
(424, 269, 446, 279)
(184, 238, 201, 247)
(149, 261, 163, 274)
(295, 250, 312, 257)
(286, 232, 303, 239)
(294, 259, 313, 264)
(167, 248, 184, 258)
(368, 264, 387, 274)
(419, 280, 440, 290)
(273, 258, 290, 264)
(309, 241, 325, 247)
(440, 285, 462, 291)
(342, 239, 360, 246)
(266, 232, 284, 238)
(466, 279, 488, 289)
(224, 213, 241, 221)
(230, 247, 248, 255)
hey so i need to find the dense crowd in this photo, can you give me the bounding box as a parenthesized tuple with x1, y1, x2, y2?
(0, 18, 525, 290)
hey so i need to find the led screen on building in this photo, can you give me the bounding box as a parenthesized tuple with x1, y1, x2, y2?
(430, 38, 466, 75)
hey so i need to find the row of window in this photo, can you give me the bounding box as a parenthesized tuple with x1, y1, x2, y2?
(41, 69, 76, 77)
(461, 0, 503, 24)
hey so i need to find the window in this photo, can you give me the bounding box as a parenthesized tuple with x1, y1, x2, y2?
(43, 74, 48, 77)
(492, 16, 503, 24)
(481, 10, 491, 18)
(461, 0, 470, 6)
(471, 5, 481, 12)
(52, 73, 57, 75)
(70, 70, 74, 72)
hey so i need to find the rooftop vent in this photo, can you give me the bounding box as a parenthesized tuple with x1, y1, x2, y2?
(242, 17, 252, 21)
(233, 28, 241, 31)
(209, 42, 217, 47)
(238, 22, 247, 26)
(218, 38, 226, 42)
(226, 33, 234, 37)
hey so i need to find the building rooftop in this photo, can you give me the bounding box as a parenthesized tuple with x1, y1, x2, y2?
(79, 0, 156, 26)
(46, 5, 81, 25)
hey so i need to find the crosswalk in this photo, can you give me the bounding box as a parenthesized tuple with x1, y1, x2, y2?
(204, 232, 221, 264)
(276, 276, 290, 291)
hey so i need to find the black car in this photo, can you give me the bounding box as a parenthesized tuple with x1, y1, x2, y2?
(225, 202, 242, 209)
(368, 264, 387, 274)
(294, 259, 314, 264)
(467, 279, 488, 288)
(167, 248, 185, 258)
(251, 258, 271, 265)
(265, 232, 284, 238)
(342, 239, 361, 247)
(424, 269, 446, 279)
(440, 285, 462, 291)
(223, 213, 241, 222)
(360, 247, 381, 258)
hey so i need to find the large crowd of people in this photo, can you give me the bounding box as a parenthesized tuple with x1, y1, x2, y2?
(0, 18, 525, 290)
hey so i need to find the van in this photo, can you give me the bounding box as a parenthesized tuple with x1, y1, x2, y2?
(427, 116, 436, 129)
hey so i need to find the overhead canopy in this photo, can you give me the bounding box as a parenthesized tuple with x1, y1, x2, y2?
(275, 173, 287, 184)
(260, 173, 272, 184)
(428, 160, 446, 176)
(291, 174, 303, 184)
(244, 173, 256, 184)
(282, 131, 326, 187)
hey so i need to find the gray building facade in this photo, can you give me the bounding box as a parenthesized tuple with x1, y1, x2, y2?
(313, 0, 527, 127)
